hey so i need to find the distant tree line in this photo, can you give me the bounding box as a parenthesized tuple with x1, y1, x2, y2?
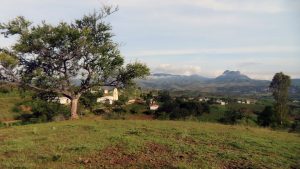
(154, 91, 210, 120)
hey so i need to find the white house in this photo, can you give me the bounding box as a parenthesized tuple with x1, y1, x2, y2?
(113, 88, 118, 101)
(97, 88, 119, 105)
(57, 97, 71, 105)
(199, 97, 209, 102)
(220, 101, 226, 106)
(97, 96, 114, 105)
(150, 104, 159, 111)
(216, 99, 226, 106)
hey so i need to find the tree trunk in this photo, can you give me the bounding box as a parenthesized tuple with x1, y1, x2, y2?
(71, 98, 79, 119)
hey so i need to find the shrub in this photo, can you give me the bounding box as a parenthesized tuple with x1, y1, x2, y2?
(17, 99, 70, 123)
(220, 107, 255, 125)
(290, 119, 300, 132)
(155, 99, 209, 120)
(93, 108, 108, 115)
(80, 91, 103, 112)
(257, 106, 275, 127)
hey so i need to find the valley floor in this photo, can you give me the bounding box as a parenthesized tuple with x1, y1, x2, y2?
(0, 119, 299, 169)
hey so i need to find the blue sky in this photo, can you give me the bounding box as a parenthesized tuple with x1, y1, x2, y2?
(0, 0, 299, 79)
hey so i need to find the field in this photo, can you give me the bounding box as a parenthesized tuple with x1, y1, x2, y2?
(0, 119, 299, 169)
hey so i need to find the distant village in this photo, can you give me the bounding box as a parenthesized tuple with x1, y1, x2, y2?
(56, 87, 258, 112)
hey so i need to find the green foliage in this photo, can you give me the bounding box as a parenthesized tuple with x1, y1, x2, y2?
(17, 99, 70, 123)
(257, 106, 275, 127)
(0, 6, 150, 118)
(157, 90, 172, 103)
(156, 97, 210, 120)
(79, 91, 103, 112)
(270, 72, 291, 126)
(220, 107, 256, 125)
(198, 105, 227, 122)
(290, 119, 300, 132)
(0, 51, 18, 69)
(125, 103, 148, 115)
(116, 94, 129, 105)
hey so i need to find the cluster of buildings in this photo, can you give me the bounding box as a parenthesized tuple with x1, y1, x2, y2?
(96, 88, 119, 104)
(237, 100, 252, 104)
(56, 89, 258, 112)
(57, 88, 119, 105)
(198, 97, 255, 106)
(56, 88, 160, 110)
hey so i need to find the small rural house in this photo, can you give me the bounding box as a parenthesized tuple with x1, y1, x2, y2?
(150, 104, 159, 111)
(216, 99, 226, 106)
(97, 88, 119, 105)
(149, 99, 159, 110)
(57, 97, 71, 105)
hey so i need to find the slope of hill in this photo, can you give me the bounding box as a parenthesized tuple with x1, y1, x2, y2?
(0, 119, 299, 168)
(0, 92, 24, 121)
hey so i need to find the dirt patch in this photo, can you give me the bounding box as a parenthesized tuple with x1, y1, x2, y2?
(78, 142, 190, 168)
(222, 160, 268, 169)
(138, 142, 177, 168)
(2, 150, 18, 158)
(0, 135, 8, 142)
(80, 145, 137, 168)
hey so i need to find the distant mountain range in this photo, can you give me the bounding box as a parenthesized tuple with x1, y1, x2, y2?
(137, 70, 300, 97)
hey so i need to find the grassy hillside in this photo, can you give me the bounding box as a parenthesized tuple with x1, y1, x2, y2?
(0, 92, 24, 121)
(0, 119, 299, 169)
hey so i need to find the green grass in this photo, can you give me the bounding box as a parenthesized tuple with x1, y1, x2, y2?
(0, 119, 299, 169)
(198, 105, 227, 122)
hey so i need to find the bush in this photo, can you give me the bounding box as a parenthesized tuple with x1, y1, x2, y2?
(80, 91, 103, 112)
(155, 99, 209, 120)
(17, 99, 70, 123)
(257, 106, 275, 127)
(237, 117, 258, 127)
(130, 106, 139, 114)
(93, 108, 108, 115)
(220, 110, 241, 124)
(155, 112, 169, 120)
(290, 118, 300, 132)
(220, 107, 255, 125)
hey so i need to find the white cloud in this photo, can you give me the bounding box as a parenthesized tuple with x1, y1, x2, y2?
(154, 64, 202, 75)
(245, 71, 300, 80)
(182, 0, 285, 13)
(127, 46, 300, 57)
(112, 0, 288, 13)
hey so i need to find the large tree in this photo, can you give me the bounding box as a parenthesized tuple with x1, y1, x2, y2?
(0, 7, 150, 119)
(270, 72, 291, 125)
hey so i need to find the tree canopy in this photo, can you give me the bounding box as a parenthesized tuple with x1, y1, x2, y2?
(0, 7, 150, 119)
(270, 72, 291, 125)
